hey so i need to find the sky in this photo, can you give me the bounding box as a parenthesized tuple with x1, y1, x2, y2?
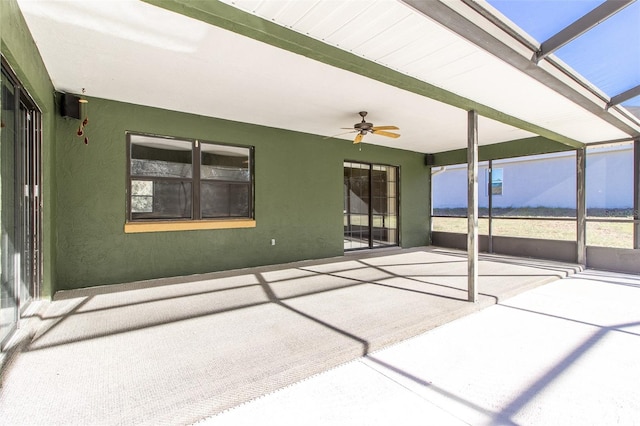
(488, 0, 640, 107)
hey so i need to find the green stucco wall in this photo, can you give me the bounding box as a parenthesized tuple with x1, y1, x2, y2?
(1, 0, 56, 299)
(55, 97, 429, 291)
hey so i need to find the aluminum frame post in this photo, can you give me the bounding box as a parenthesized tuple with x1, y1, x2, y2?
(607, 84, 640, 109)
(467, 110, 479, 303)
(488, 159, 493, 254)
(576, 148, 586, 265)
(634, 139, 640, 249)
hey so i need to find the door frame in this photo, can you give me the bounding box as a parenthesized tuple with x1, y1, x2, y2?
(1, 56, 42, 348)
(343, 160, 400, 251)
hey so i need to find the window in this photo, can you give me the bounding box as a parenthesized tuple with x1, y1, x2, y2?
(126, 133, 253, 226)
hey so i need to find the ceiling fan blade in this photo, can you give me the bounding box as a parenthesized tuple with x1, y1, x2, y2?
(372, 130, 400, 138)
(323, 130, 356, 139)
(354, 133, 364, 144)
(371, 125, 399, 131)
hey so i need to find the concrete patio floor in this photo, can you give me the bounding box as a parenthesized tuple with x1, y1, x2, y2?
(4, 247, 632, 425)
(205, 268, 640, 426)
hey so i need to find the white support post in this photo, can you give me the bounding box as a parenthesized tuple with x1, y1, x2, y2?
(467, 110, 479, 303)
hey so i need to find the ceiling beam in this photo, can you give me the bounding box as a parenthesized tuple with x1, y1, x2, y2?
(607, 84, 640, 109)
(429, 136, 576, 167)
(402, 0, 639, 141)
(533, 0, 634, 63)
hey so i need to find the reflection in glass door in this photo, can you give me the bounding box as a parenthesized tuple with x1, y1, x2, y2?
(1, 67, 18, 346)
(344, 161, 398, 251)
(1, 59, 42, 348)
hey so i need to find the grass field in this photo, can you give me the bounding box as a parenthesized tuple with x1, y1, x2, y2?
(432, 217, 634, 249)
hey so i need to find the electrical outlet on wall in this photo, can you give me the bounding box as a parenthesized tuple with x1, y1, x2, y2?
(271, 239, 276, 246)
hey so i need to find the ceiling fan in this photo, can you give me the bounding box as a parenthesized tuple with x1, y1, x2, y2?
(328, 111, 400, 144)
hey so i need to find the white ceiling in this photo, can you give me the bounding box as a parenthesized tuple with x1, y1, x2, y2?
(17, 0, 640, 154)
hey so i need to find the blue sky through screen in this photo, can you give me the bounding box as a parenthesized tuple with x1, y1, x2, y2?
(488, 0, 640, 107)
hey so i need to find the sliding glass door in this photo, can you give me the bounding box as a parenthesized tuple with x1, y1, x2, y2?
(1, 59, 42, 348)
(343, 161, 398, 251)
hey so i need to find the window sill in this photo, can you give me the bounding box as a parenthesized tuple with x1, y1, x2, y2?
(124, 219, 256, 234)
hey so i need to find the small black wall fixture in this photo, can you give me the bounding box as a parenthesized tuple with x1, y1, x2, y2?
(425, 153, 435, 166)
(60, 90, 89, 144)
(60, 92, 81, 119)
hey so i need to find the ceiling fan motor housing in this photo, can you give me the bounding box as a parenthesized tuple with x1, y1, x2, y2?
(355, 121, 373, 131)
